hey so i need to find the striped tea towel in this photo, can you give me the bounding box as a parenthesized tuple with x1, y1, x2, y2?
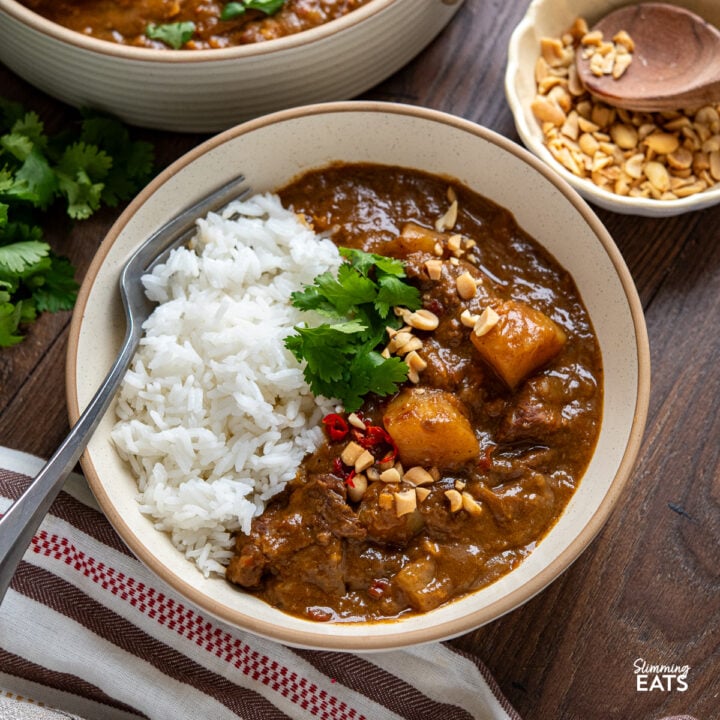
(0, 446, 521, 720)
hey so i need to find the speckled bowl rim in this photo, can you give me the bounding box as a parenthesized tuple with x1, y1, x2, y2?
(505, 0, 720, 216)
(66, 101, 650, 650)
(0, 0, 399, 63)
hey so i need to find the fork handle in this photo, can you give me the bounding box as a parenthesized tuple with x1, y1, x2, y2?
(0, 330, 138, 604)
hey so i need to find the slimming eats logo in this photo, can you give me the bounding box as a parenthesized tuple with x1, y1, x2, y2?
(634, 658, 690, 692)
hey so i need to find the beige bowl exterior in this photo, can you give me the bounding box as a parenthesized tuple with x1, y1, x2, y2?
(0, 0, 463, 132)
(67, 101, 650, 651)
(506, 0, 720, 216)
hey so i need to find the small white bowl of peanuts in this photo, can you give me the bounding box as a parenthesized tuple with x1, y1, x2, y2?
(506, 0, 720, 216)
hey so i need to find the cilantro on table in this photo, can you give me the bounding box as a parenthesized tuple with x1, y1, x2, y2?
(284, 247, 422, 412)
(0, 97, 155, 346)
(221, 0, 286, 21)
(146, 21, 197, 49)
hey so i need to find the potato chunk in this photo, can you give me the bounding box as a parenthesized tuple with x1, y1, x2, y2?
(383, 388, 479, 468)
(470, 299, 566, 389)
(382, 222, 447, 258)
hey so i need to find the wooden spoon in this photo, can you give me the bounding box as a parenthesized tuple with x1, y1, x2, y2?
(576, 2, 720, 112)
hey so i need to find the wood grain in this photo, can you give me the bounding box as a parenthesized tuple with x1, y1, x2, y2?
(1, 1, 718, 717)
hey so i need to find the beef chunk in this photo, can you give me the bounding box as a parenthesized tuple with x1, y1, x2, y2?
(226, 474, 365, 591)
(357, 481, 425, 546)
(497, 377, 564, 443)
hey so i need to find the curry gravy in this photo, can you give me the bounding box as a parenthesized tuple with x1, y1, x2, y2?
(226, 163, 603, 622)
(20, 0, 372, 49)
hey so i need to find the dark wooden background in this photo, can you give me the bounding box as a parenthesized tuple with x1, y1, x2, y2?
(1, 1, 718, 718)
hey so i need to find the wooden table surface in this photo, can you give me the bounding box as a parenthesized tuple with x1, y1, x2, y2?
(1, 2, 718, 719)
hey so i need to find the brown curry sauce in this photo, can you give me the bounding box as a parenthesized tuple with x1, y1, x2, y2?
(225, 163, 603, 622)
(20, 0, 371, 49)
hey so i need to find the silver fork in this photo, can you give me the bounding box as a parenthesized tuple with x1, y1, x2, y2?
(0, 174, 250, 604)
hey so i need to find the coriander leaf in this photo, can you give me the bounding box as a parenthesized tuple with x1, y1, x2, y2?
(31, 254, 78, 312)
(289, 284, 330, 313)
(18, 297, 37, 323)
(78, 116, 155, 205)
(351, 351, 408, 395)
(146, 21, 196, 49)
(285, 250, 421, 410)
(56, 173, 105, 219)
(0, 95, 156, 348)
(1, 131, 34, 162)
(375, 273, 421, 316)
(316, 265, 377, 314)
(5, 148, 58, 207)
(55, 142, 113, 219)
(0, 240, 49, 274)
(220, 2, 247, 20)
(124, 139, 155, 181)
(286, 321, 367, 379)
(0, 169, 13, 194)
(0, 220, 44, 246)
(0, 98, 25, 133)
(221, 0, 284, 20)
(0, 301, 24, 346)
(245, 0, 285, 13)
(57, 141, 113, 180)
(340, 247, 406, 278)
(12, 112, 47, 152)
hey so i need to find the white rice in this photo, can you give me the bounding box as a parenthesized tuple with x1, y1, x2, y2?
(111, 193, 342, 576)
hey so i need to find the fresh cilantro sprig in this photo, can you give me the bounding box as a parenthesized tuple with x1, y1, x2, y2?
(146, 21, 197, 49)
(0, 97, 155, 346)
(285, 247, 422, 412)
(221, 0, 285, 21)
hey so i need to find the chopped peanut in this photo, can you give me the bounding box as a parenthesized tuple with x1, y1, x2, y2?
(347, 412, 366, 430)
(380, 467, 402, 483)
(347, 473, 368, 502)
(354, 449, 375, 473)
(473, 307, 500, 337)
(445, 489, 463, 512)
(460, 309, 479, 328)
(396, 336, 423, 356)
(425, 259, 443, 280)
(456, 272, 477, 299)
(394, 489, 417, 517)
(435, 200, 458, 232)
(402, 466, 435, 486)
(405, 350, 428, 374)
(341, 441, 364, 466)
(415, 486, 431, 504)
(461, 491, 483, 517)
(406, 308, 439, 331)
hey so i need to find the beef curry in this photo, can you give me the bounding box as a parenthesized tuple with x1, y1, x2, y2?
(226, 163, 603, 622)
(20, 0, 371, 49)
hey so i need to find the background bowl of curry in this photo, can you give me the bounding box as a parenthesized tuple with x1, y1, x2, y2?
(0, 0, 463, 132)
(67, 101, 650, 650)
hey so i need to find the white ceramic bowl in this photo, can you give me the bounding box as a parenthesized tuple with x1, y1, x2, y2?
(506, 0, 720, 216)
(67, 101, 650, 651)
(0, 0, 463, 132)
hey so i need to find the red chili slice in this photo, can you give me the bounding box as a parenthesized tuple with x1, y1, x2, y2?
(477, 444, 496, 471)
(361, 424, 398, 465)
(368, 577, 391, 599)
(323, 413, 349, 441)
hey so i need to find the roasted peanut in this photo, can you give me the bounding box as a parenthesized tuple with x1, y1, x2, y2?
(531, 17, 720, 202)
